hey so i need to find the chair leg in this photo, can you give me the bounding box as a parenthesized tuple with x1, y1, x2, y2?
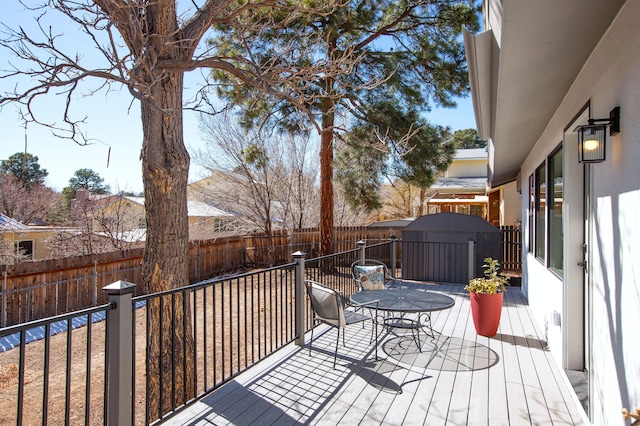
(334, 327, 340, 369)
(309, 322, 314, 356)
(373, 319, 378, 360)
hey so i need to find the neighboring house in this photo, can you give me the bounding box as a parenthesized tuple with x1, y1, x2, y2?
(104, 196, 238, 241)
(77, 191, 147, 233)
(0, 214, 73, 261)
(428, 148, 488, 218)
(188, 171, 286, 232)
(428, 148, 520, 226)
(1, 213, 33, 260)
(464, 0, 636, 423)
(72, 189, 238, 241)
(188, 171, 246, 217)
(185, 200, 240, 240)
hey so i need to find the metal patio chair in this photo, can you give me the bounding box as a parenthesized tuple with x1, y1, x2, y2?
(305, 280, 378, 368)
(351, 259, 397, 291)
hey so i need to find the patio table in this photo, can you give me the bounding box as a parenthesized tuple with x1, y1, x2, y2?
(350, 289, 455, 351)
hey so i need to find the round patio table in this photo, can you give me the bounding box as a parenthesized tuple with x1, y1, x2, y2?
(350, 289, 455, 351)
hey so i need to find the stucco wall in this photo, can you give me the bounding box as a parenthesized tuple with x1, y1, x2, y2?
(2, 230, 57, 260)
(446, 158, 487, 177)
(500, 180, 521, 226)
(519, 1, 640, 423)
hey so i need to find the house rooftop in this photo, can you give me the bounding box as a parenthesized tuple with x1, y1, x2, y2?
(453, 148, 487, 160)
(0, 214, 28, 231)
(431, 177, 487, 191)
(125, 197, 234, 218)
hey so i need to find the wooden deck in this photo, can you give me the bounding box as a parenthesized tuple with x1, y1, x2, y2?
(162, 283, 587, 425)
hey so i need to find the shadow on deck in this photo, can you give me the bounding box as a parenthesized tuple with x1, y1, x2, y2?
(161, 283, 587, 426)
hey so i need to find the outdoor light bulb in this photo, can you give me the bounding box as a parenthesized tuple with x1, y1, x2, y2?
(583, 137, 600, 151)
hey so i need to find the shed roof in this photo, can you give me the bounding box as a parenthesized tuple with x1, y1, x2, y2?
(404, 212, 499, 233)
(367, 217, 415, 228)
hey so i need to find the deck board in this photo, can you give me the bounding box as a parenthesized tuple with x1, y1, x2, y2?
(162, 283, 586, 426)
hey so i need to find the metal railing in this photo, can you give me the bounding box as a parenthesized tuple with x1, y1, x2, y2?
(0, 237, 428, 425)
(132, 263, 298, 425)
(0, 303, 110, 425)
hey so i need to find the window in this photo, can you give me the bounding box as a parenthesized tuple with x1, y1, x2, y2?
(528, 174, 534, 253)
(548, 147, 563, 275)
(469, 205, 484, 217)
(535, 163, 546, 261)
(528, 145, 564, 274)
(15, 240, 34, 260)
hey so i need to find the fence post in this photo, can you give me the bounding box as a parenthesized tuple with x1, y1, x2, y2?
(225, 239, 230, 271)
(357, 240, 366, 261)
(468, 239, 476, 282)
(293, 251, 306, 347)
(26, 290, 31, 323)
(93, 260, 98, 306)
(389, 235, 397, 279)
(103, 280, 136, 426)
(195, 243, 200, 282)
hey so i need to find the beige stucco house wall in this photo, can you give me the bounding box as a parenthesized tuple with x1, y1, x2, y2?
(1, 228, 58, 261)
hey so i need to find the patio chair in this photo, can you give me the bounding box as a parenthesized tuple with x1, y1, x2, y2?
(305, 280, 378, 368)
(351, 259, 395, 291)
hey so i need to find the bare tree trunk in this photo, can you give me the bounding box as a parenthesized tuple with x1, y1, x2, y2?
(319, 107, 335, 257)
(140, 69, 195, 417)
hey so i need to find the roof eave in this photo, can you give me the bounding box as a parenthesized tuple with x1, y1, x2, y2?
(465, 0, 626, 188)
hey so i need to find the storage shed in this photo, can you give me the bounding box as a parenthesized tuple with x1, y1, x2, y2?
(401, 212, 502, 283)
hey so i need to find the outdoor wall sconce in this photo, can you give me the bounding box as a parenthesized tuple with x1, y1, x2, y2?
(574, 106, 620, 163)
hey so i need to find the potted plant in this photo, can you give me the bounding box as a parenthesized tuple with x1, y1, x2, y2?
(465, 257, 510, 337)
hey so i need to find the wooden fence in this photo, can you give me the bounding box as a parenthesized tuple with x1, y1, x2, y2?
(500, 225, 522, 273)
(1, 225, 520, 327)
(1, 227, 401, 327)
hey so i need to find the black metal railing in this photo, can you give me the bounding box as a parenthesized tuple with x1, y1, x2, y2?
(133, 263, 298, 424)
(304, 249, 359, 299)
(0, 238, 402, 425)
(0, 303, 110, 425)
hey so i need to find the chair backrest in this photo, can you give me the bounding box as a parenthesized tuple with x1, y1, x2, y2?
(305, 280, 346, 327)
(351, 259, 388, 291)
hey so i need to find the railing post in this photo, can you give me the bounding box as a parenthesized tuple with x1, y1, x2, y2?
(103, 280, 136, 426)
(468, 239, 477, 282)
(390, 235, 397, 279)
(293, 251, 306, 347)
(357, 240, 366, 261)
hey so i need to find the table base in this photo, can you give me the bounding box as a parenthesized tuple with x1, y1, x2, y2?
(382, 312, 435, 352)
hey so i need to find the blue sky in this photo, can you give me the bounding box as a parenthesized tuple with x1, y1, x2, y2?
(0, 2, 477, 194)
